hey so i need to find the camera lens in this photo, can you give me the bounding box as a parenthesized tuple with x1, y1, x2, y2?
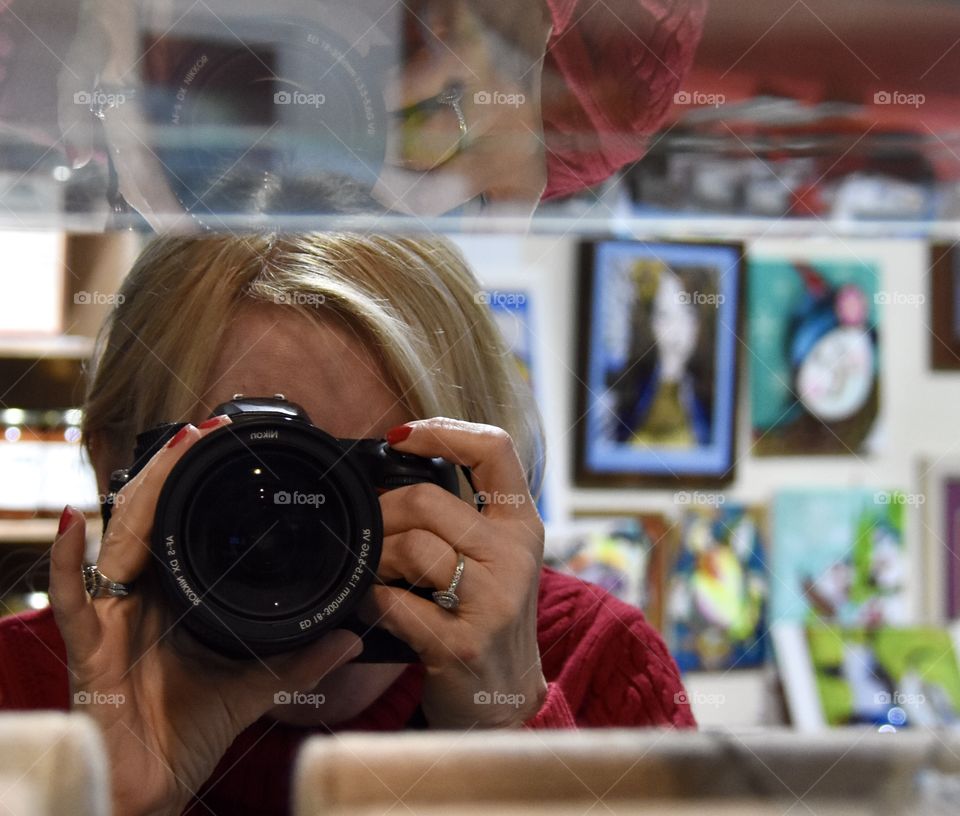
(187, 449, 351, 618)
(145, 19, 388, 220)
(151, 419, 382, 656)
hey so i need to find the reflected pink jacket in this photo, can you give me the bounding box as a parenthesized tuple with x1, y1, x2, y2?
(542, 0, 707, 198)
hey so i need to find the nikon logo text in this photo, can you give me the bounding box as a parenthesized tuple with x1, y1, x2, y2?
(249, 430, 279, 440)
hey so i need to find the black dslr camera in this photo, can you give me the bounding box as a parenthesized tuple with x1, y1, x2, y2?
(101, 396, 463, 661)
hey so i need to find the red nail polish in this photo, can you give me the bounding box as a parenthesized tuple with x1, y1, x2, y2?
(198, 415, 228, 430)
(167, 425, 192, 449)
(57, 506, 74, 536)
(386, 425, 413, 446)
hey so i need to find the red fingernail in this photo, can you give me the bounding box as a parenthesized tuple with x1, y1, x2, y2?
(386, 424, 413, 446)
(57, 505, 74, 536)
(166, 425, 192, 449)
(198, 415, 229, 430)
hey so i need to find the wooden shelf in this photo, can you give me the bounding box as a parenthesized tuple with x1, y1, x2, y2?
(0, 335, 94, 359)
(0, 516, 101, 545)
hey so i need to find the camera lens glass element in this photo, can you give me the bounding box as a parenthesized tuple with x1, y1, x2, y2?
(146, 21, 388, 220)
(185, 447, 352, 619)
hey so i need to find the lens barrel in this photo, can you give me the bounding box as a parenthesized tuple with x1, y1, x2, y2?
(151, 417, 382, 656)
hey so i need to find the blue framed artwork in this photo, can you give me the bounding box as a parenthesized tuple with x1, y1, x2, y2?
(575, 239, 743, 486)
(483, 289, 548, 520)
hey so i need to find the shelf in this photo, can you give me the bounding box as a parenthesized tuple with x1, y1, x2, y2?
(0, 516, 101, 545)
(0, 335, 94, 360)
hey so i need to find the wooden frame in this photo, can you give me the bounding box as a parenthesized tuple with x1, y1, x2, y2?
(930, 243, 960, 370)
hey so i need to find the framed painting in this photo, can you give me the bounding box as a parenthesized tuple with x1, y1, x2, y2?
(574, 239, 743, 486)
(749, 257, 881, 456)
(921, 457, 960, 621)
(545, 512, 675, 632)
(931, 243, 960, 370)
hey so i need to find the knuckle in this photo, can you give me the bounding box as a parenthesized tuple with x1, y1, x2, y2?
(404, 482, 445, 516)
(450, 636, 485, 669)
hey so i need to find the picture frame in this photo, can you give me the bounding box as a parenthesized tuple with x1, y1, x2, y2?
(920, 457, 960, 621)
(748, 255, 881, 456)
(574, 239, 743, 486)
(930, 243, 960, 370)
(546, 511, 676, 632)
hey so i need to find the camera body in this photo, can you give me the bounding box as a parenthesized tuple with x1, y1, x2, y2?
(103, 396, 462, 661)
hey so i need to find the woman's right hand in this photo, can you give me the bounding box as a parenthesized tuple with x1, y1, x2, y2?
(49, 416, 362, 816)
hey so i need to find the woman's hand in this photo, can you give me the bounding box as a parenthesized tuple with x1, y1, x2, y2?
(372, 1, 551, 217)
(49, 416, 362, 816)
(360, 418, 548, 729)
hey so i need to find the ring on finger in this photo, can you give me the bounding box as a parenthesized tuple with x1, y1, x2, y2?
(83, 564, 132, 599)
(432, 556, 465, 611)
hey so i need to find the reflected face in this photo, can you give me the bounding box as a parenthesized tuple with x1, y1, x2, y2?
(651, 271, 699, 379)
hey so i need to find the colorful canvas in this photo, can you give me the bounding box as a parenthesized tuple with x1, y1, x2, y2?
(771, 490, 908, 628)
(749, 258, 880, 455)
(667, 504, 768, 671)
(547, 514, 671, 630)
(807, 625, 960, 728)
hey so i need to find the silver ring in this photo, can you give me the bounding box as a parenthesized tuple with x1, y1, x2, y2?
(85, 84, 136, 122)
(435, 83, 468, 152)
(432, 557, 465, 611)
(83, 564, 131, 599)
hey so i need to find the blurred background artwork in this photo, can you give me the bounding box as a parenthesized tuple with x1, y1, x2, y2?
(667, 504, 767, 672)
(771, 490, 908, 629)
(749, 258, 880, 455)
(777, 624, 960, 730)
(576, 239, 741, 486)
(545, 514, 672, 631)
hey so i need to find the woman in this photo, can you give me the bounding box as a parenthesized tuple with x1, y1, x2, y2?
(0, 234, 694, 816)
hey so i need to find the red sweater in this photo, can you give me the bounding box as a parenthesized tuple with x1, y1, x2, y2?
(0, 567, 694, 815)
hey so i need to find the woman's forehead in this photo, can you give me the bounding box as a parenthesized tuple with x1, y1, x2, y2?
(198, 303, 410, 437)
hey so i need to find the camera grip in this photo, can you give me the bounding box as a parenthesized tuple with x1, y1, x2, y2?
(340, 584, 434, 663)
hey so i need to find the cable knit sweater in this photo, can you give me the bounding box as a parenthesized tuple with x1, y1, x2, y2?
(0, 567, 694, 815)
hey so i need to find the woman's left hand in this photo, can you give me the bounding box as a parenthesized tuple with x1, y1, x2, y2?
(359, 418, 547, 729)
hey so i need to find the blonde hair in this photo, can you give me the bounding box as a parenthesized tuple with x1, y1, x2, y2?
(82, 233, 545, 496)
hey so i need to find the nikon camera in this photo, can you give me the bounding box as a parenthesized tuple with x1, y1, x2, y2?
(102, 396, 463, 661)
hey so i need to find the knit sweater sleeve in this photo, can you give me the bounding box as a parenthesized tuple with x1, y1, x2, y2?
(522, 681, 577, 729)
(530, 569, 696, 729)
